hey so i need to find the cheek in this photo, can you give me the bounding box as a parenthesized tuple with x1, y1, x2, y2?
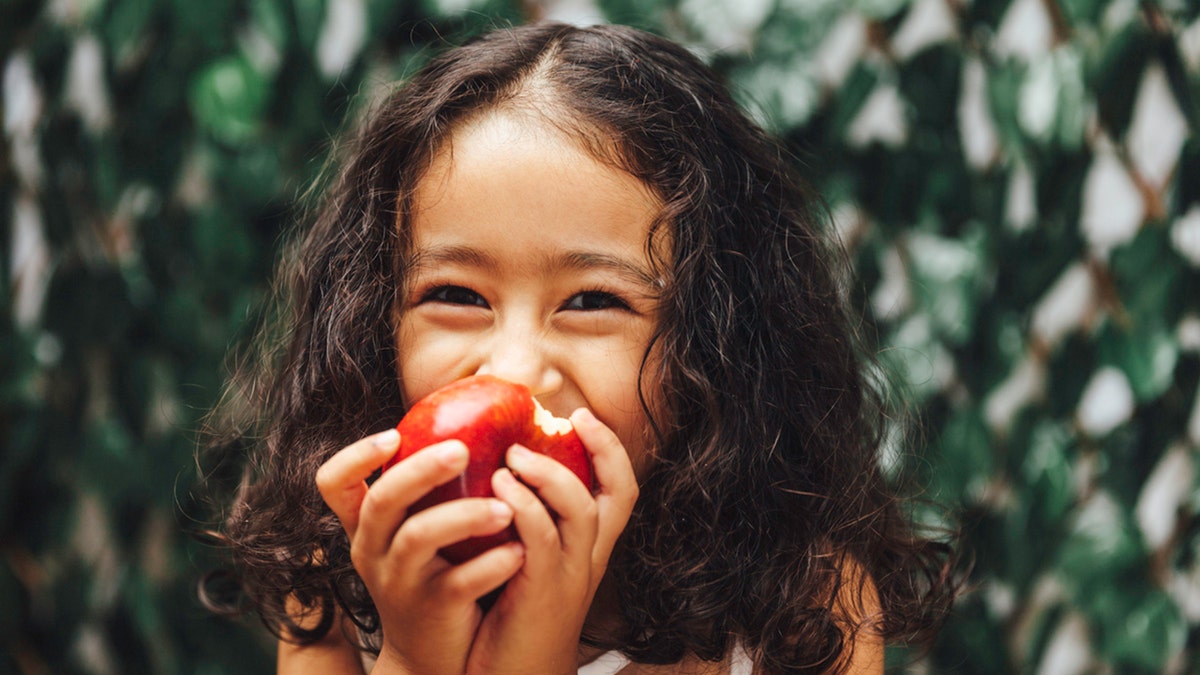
(610, 343, 667, 481)
(394, 318, 454, 404)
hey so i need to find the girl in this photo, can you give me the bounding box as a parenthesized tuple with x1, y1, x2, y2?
(201, 21, 957, 674)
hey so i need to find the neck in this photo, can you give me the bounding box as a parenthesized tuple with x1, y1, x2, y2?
(577, 575, 625, 667)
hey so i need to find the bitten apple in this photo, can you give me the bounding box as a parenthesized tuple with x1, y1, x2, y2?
(384, 374, 593, 563)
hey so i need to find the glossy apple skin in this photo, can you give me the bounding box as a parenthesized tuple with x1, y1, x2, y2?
(384, 375, 593, 563)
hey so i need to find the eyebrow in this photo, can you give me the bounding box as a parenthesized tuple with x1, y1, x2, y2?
(407, 245, 659, 288)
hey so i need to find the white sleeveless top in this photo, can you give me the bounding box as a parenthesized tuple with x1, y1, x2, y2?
(577, 644, 753, 674)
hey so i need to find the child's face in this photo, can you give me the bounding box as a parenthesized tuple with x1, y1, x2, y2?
(396, 111, 664, 476)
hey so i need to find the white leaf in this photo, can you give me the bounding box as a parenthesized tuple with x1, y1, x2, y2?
(1169, 563, 1200, 622)
(1171, 204, 1200, 267)
(317, 0, 366, 79)
(1018, 55, 1059, 141)
(870, 245, 911, 321)
(1035, 613, 1093, 675)
(847, 82, 908, 148)
(1080, 145, 1145, 258)
(48, 0, 105, 26)
(1178, 314, 1200, 353)
(3, 52, 42, 137)
(985, 355, 1046, 433)
(238, 21, 285, 75)
(741, 57, 820, 129)
(64, 34, 112, 133)
(10, 194, 52, 331)
(1136, 445, 1193, 550)
(1180, 18, 1200, 74)
(1077, 367, 1135, 437)
(1127, 62, 1188, 188)
(680, 0, 773, 53)
(433, 0, 488, 13)
(540, 0, 605, 26)
(994, 0, 1054, 61)
(1031, 263, 1095, 349)
(958, 57, 999, 171)
(1102, 0, 1140, 33)
(1005, 160, 1036, 231)
(1189, 386, 1200, 446)
(891, 0, 957, 61)
(814, 12, 866, 88)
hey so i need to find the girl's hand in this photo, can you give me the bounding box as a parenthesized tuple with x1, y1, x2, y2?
(315, 430, 526, 675)
(465, 408, 640, 675)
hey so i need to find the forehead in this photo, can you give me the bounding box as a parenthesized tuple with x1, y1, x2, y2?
(408, 110, 664, 256)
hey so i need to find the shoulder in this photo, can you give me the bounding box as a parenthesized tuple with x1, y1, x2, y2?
(828, 554, 885, 674)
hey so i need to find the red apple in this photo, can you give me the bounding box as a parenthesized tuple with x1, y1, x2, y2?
(384, 374, 593, 563)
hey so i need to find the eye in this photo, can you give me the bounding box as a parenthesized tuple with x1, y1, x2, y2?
(423, 285, 489, 308)
(563, 290, 630, 311)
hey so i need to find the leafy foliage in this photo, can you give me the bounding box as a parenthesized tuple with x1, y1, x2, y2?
(4, 0, 1200, 671)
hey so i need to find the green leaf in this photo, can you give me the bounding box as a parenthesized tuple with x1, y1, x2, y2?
(170, 0, 235, 53)
(1096, 588, 1186, 669)
(1056, 492, 1146, 600)
(829, 63, 880, 141)
(1091, 22, 1153, 139)
(250, 0, 290, 52)
(597, 0, 669, 30)
(731, 58, 821, 132)
(1110, 226, 1186, 326)
(104, 0, 156, 63)
(882, 313, 951, 403)
(1057, 0, 1108, 27)
(932, 408, 995, 505)
(854, 0, 909, 21)
(1019, 421, 1076, 523)
(906, 230, 987, 345)
(1019, 47, 1087, 149)
(189, 55, 271, 145)
(1097, 319, 1180, 403)
(292, 0, 326, 52)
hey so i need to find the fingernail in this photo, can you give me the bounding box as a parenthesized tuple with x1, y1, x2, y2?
(490, 500, 513, 520)
(495, 467, 518, 488)
(437, 442, 467, 465)
(373, 429, 400, 449)
(571, 408, 597, 426)
(507, 444, 533, 471)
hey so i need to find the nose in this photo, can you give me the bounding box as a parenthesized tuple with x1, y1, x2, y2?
(474, 325, 563, 398)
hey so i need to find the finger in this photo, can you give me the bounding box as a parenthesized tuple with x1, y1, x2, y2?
(355, 440, 469, 559)
(570, 408, 639, 566)
(491, 467, 561, 572)
(392, 498, 515, 569)
(315, 429, 402, 538)
(432, 541, 526, 603)
(504, 444, 598, 559)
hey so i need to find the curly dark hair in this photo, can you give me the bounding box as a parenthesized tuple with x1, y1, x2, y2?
(198, 21, 959, 673)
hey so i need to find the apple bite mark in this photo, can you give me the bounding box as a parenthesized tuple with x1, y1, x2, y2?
(533, 400, 573, 436)
(385, 375, 594, 563)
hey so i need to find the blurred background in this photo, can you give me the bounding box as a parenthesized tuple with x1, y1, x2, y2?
(3, 0, 1200, 672)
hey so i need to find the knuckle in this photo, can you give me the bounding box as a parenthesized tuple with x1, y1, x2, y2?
(581, 500, 600, 525)
(438, 572, 472, 600)
(395, 519, 428, 551)
(314, 464, 334, 491)
(535, 525, 560, 551)
(359, 487, 384, 517)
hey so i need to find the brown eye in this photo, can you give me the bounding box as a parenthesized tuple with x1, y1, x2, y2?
(425, 286, 489, 307)
(564, 291, 629, 311)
